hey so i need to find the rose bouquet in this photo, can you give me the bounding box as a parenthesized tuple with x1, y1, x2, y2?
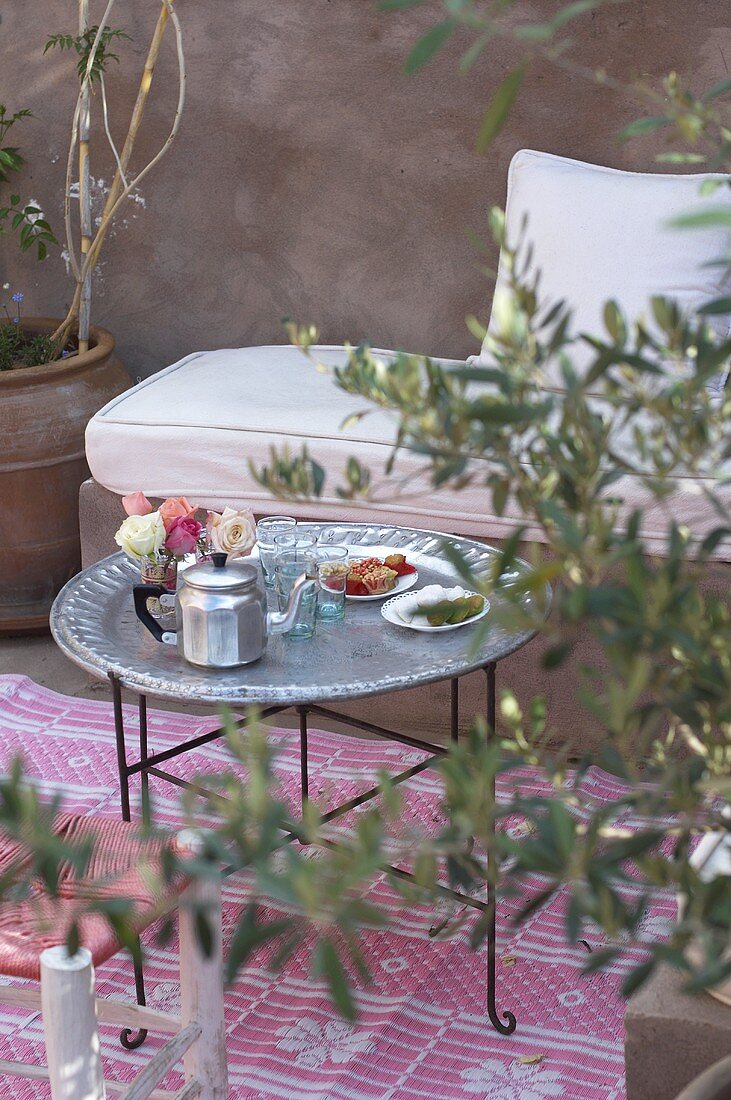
(115, 492, 202, 559)
(114, 492, 206, 589)
(115, 493, 256, 589)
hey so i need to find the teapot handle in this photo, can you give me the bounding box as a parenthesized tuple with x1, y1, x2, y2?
(132, 584, 177, 645)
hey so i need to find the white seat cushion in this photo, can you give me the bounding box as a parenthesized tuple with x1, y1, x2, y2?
(86, 344, 731, 559)
(86, 345, 500, 537)
(480, 149, 731, 391)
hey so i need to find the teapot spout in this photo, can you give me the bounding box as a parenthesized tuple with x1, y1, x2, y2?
(267, 573, 315, 635)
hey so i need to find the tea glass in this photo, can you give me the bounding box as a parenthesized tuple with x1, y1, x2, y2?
(275, 549, 318, 639)
(256, 516, 297, 587)
(272, 529, 316, 557)
(314, 546, 349, 621)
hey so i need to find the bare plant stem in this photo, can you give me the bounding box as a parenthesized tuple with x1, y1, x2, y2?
(100, 74, 127, 190)
(52, 0, 185, 355)
(98, 2, 170, 242)
(78, 0, 92, 354)
(57, 0, 118, 348)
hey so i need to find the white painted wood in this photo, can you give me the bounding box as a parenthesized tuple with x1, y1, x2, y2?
(0, 1057, 50, 1079)
(120, 1023, 201, 1100)
(0, 985, 180, 1034)
(177, 831, 228, 1100)
(106, 1083, 195, 1100)
(0, 1063, 190, 1100)
(96, 999, 180, 1035)
(99, 999, 181, 1035)
(171, 1082, 203, 1100)
(40, 946, 106, 1100)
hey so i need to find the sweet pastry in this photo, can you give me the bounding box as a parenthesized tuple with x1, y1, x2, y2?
(345, 553, 417, 596)
(395, 585, 485, 626)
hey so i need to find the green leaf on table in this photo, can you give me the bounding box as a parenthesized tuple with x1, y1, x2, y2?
(618, 115, 669, 142)
(476, 65, 525, 155)
(195, 907, 213, 958)
(440, 540, 480, 588)
(549, 0, 606, 30)
(226, 904, 292, 981)
(492, 478, 509, 517)
(621, 959, 656, 996)
(313, 938, 357, 1021)
(404, 21, 455, 75)
(581, 946, 618, 973)
(655, 152, 706, 164)
(379, 0, 424, 9)
(701, 76, 731, 101)
(603, 301, 627, 345)
(548, 801, 576, 862)
(670, 208, 731, 230)
(698, 297, 731, 315)
(459, 36, 489, 74)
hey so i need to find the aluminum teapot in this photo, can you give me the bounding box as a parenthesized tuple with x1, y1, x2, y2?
(132, 552, 313, 668)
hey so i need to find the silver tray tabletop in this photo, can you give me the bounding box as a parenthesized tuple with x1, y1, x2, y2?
(51, 523, 547, 706)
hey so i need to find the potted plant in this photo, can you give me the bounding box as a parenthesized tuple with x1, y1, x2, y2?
(0, 0, 185, 634)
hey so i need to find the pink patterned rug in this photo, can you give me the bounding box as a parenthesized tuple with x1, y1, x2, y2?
(0, 673, 670, 1099)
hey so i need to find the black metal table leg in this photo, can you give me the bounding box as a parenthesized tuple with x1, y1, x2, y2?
(450, 678, 459, 742)
(299, 706, 309, 809)
(107, 662, 515, 1035)
(139, 694, 150, 827)
(485, 662, 517, 1035)
(107, 673, 149, 1048)
(109, 672, 131, 822)
(120, 935, 149, 1050)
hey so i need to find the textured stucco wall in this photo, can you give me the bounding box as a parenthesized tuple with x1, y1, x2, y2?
(1, 1, 730, 380)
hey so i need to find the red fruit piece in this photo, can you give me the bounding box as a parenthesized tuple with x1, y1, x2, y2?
(384, 553, 417, 576)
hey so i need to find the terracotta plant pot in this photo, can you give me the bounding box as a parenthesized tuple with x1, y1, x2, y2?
(0, 318, 129, 634)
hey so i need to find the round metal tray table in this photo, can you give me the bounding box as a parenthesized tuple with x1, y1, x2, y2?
(51, 522, 549, 1037)
(51, 523, 542, 705)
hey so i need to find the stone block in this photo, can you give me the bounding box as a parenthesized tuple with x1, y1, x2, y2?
(625, 966, 731, 1100)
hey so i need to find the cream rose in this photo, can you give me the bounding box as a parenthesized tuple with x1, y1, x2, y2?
(115, 511, 166, 560)
(208, 507, 256, 559)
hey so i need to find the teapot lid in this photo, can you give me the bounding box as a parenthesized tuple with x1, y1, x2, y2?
(182, 552, 258, 591)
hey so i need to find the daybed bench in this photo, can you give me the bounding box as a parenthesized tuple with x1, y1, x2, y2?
(80, 149, 731, 753)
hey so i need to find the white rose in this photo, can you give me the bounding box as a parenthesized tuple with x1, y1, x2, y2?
(208, 507, 256, 559)
(115, 511, 166, 559)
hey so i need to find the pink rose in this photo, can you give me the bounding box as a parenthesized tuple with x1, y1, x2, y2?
(165, 515, 202, 557)
(122, 491, 153, 517)
(159, 495, 197, 533)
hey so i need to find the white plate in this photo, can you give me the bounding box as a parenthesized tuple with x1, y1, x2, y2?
(381, 591, 490, 632)
(345, 548, 419, 602)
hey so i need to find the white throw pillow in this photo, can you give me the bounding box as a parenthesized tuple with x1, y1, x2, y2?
(480, 149, 731, 392)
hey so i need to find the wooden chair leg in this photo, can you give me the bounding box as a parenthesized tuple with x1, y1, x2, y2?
(179, 873, 228, 1099)
(40, 946, 105, 1100)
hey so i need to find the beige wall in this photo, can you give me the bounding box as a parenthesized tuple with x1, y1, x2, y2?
(2, 1, 730, 380)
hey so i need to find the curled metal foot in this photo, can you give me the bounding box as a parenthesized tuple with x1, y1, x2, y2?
(120, 1026, 148, 1050)
(120, 936, 148, 1050)
(488, 1005, 517, 1035)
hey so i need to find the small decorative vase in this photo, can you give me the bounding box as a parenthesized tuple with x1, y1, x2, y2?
(139, 554, 178, 592)
(195, 539, 214, 565)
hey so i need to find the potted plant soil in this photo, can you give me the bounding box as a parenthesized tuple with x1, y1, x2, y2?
(0, 1, 185, 633)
